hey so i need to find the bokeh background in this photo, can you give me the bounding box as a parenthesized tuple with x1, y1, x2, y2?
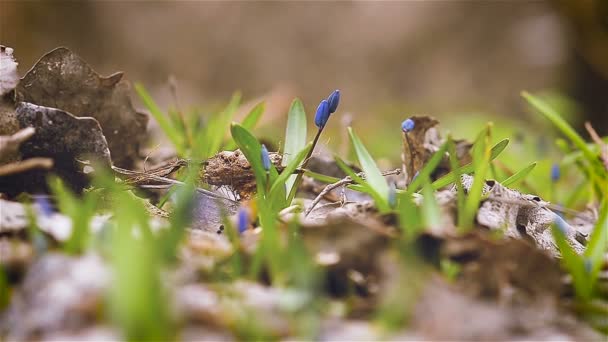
(2, 1, 607, 160)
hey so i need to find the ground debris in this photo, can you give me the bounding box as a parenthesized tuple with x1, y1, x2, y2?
(0, 253, 110, 341)
(203, 149, 282, 199)
(0, 46, 19, 96)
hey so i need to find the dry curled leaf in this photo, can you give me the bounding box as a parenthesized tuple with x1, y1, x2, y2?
(16, 47, 148, 167)
(0, 102, 111, 195)
(400, 116, 471, 184)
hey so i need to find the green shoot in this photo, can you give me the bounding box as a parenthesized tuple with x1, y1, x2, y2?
(348, 127, 390, 212)
(501, 162, 537, 187)
(432, 138, 509, 190)
(283, 99, 308, 195)
(460, 125, 493, 231)
(224, 102, 266, 150)
(135, 83, 185, 155)
(48, 177, 98, 255)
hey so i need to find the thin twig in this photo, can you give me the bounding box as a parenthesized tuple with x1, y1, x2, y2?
(584, 121, 608, 171)
(304, 168, 401, 216)
(112, 165, 237, 203)
(0, 157, 53, 176)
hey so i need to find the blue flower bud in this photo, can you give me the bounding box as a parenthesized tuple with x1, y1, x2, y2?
(237, 207, 249, 234)
(314, 99, 330, 129)
(261, 144, 271, 171)
(551, 163, 560, 182)
(327, 89, 340, 114)
(401, 118, 415, 133)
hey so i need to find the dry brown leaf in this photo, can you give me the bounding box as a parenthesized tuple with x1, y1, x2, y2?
(16, 47, 148, 167)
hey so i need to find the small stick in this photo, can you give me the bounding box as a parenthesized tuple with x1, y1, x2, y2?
(0, 157, 53, 176)
(304, 168, 401, 216)
(584, 121, 608, 171)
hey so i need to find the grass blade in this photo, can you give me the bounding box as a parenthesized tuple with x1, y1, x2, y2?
(460, 126, 492, 231)
(283, 99, 307, 194)
(348, 127, 389, 207)
(501, 162, 537, 187)
(205, 92, 241, 158)
(432, 138, 509, 190)
(270, 143, 312, 198)
(135, 83, 184, 155)
(522, 91, 604, 174)
(224, 101, 265, 150)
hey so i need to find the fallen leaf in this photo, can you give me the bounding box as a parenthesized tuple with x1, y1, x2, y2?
(0, 102, 111, 195)
(16, 47, 148, 167)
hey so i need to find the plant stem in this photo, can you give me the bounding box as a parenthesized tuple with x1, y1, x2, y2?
(287, 128, 323, 204)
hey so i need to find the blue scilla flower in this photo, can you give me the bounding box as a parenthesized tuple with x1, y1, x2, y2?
(314, 99, 330, 129)
(551, 163, 560, 182)
(402, 118, 415, 133)
(261, 144, 271, 171)
(34, 195, 54, 217)
(327, 89, 340, 114)
(237, 207, 249, 234)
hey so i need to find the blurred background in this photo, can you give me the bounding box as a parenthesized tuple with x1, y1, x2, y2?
(1, 1, 607, 156)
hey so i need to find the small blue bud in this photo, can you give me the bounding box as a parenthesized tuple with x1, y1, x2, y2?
(327, 89, 340, 114)
(314, 99, 330, 129)
(388, 183, 397, 208)
(261, 144, 271, 171)
(237, 207, 249, 234)
(34, 195, 54, 217)
(401, 118, 415, 133)
(551, 163, 560, 182)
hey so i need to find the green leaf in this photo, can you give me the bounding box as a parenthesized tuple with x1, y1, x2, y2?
(283, 99, 307, 166)
(421, 178, 441, 229)
(348, 127, 389, 208)
(135, 83, 184, 155)
(335, 156, 389, 212)
(270, 143, 312, 198)
(205, 92, 241, 158)
(303, 170, 340, 184)
(397, 191, 421, 239)
(283, 99, 307, 194)
(49, 176, 97, 255)
(225, 101, 265, 150)
(460, 126, 493, 231)
(230, 123, 268, 193)
(501, 162, 536, 187)
(552, 223, 589, 300)
(230, 123, 280, 197)
(584, 200, 608, 285)
(432, 138, 509, 190)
